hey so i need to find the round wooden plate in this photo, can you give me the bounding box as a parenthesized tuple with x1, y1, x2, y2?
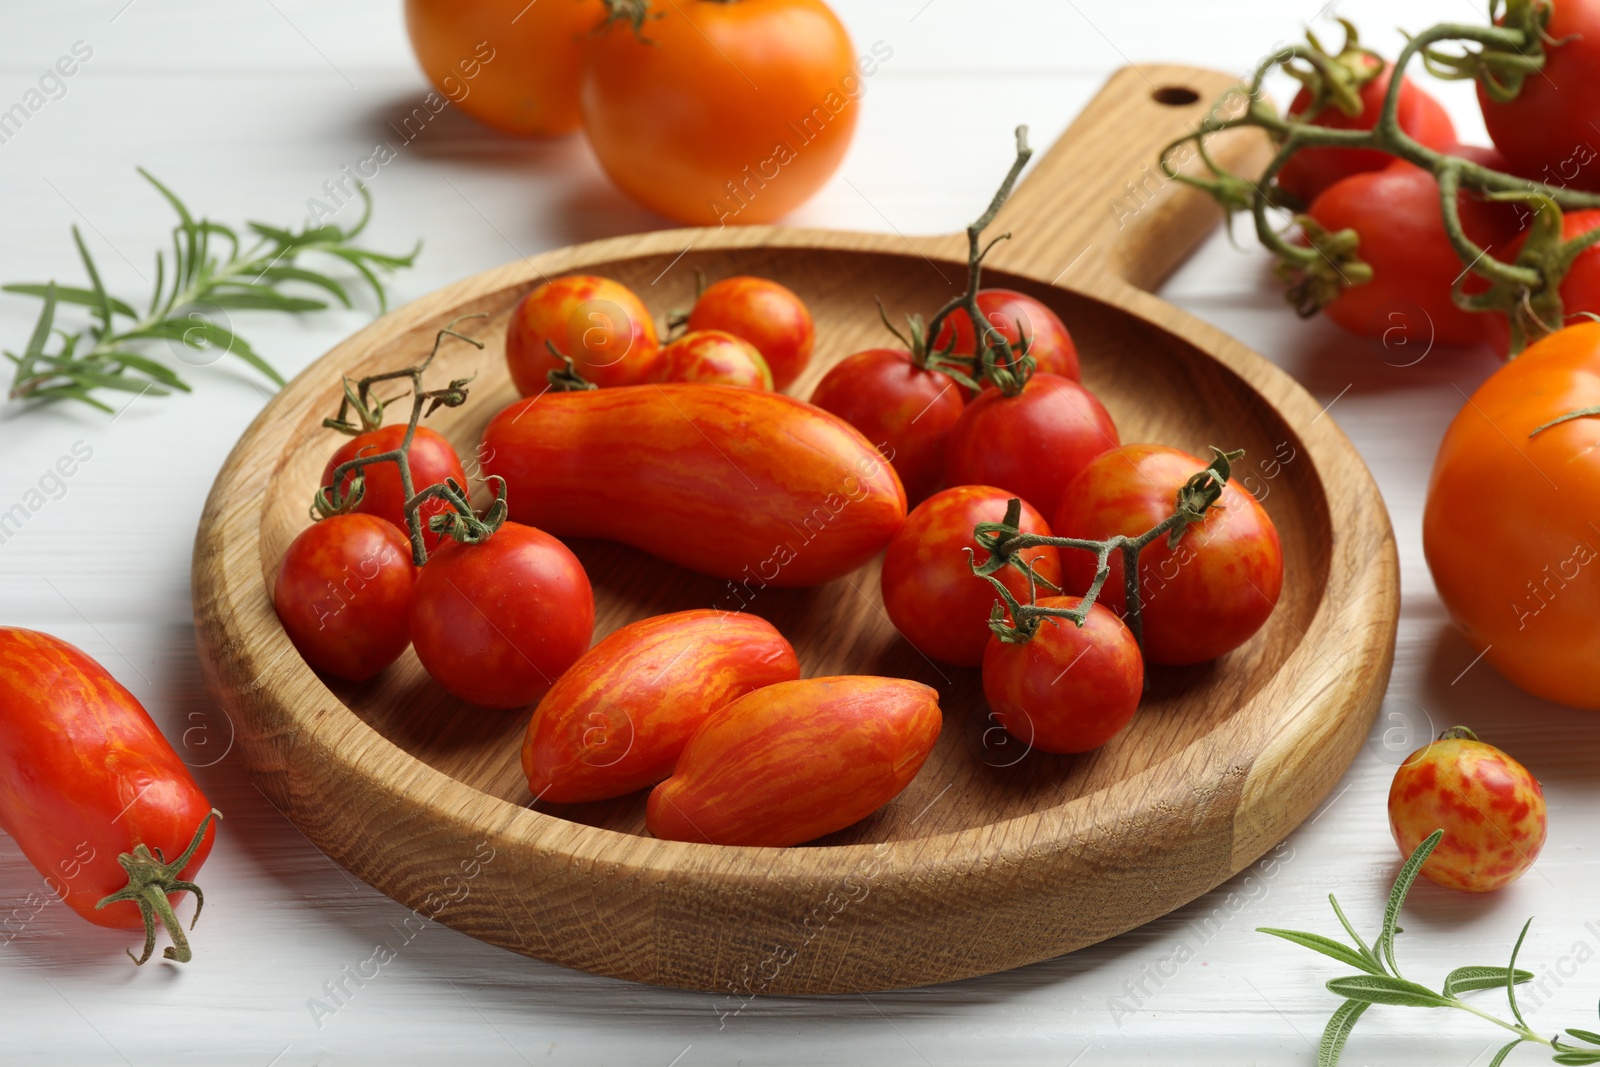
(193, 66, 1398, 994)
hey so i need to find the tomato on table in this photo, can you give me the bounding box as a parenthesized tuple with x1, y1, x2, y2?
(323, 423, 467, 551)
(931, 290, 1080, 383)
(652, 329, 772, 390)
(685, 276, 814, 390)
(1478, 0, 1600, 191)
(505, 274, 660, 393)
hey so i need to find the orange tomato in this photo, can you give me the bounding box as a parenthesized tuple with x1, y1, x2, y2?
(1423, 322, 1600, 707)
(652, 330, 772, 390)
(685, 276, 815, 389)
(505, 275, 659, 393)
(580, 0, 864, 224)
(404, 0, 603, 137)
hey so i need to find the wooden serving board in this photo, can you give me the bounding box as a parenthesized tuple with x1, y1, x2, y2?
(193, 66, 1398, 994)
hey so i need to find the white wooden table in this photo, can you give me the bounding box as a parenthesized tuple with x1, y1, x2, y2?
(4, 2, 1596, 1063)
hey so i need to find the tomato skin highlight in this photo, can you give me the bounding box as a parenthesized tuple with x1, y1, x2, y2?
(523, 610, 800, 803)
(981, 598, 1143, 755)
(0, 629, 217, 929)
(323, 424, 467, 551)
(273, 514, 418, 682)
(1053, 445, 1284, 666)
(481, 384, 907, 586)
(882, 486, 1062, 668)
(944, 373, 1119, 520)
(410, 522, 595, 709)
(686, 276, 814, 390)
(652, 330, 772, 391)
(505, 275, 660, 393)
(1388, 735, 1547, 893)
(1423, 322, 1600, 708)
(1479, 0, 1600, 192)
(931, 290, 1081, 383)
(646, 676, 941, 847)
(808, 348, 965, 504)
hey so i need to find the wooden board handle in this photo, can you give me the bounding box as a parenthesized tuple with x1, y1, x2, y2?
(985, 64, 1270, 292)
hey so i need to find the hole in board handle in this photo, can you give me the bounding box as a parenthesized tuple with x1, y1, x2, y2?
(1152, 85, 1201, 106)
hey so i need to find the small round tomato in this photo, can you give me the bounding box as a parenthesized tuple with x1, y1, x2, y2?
(685, 276, 814, 390)
(323, 424, 467, 551)
(944, 373, 1119, 520)
(982, 597, 1143, 754)
(410, 522, 595, 708)
(1276, 60, 1456, 205)
(1479, 0, 1600, 191)
(1484, 209, 1600, 354)
(403, 0, 603, 137)
(1389, 728, 1547, 893)
(505, 275, 659, 393)
(580, 0, 861, 225)
(881, 486, 1063, 668)
(931, 290, 1080, 383)
(652, 330, 771, 390)
(809, 349, 964, 503)
(1053, 445, 1283, 666)
(273, 514, 417, 682)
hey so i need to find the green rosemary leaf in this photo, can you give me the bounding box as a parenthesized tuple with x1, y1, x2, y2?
(253, 265, 352, 308)
(321, 247, 390, 311)
(1328, 894, 1383, 973)
(246, 220, 301, 245)
(1568, 1030, 1600, 1046)
(1324, 974, 1450, 1008)
(96, 351, 192, 389)
(180, 319, 286, 386)
(3, 284, 138, 319)
(1380, 829, 1443, 974)
(148, 249, 165, 318)
(1552, 1052, 1600, 1065)
(1507, 918, 1533, 1028)
(139, 168, 199, 286)
(36, 368, 162, 395)
(204, 289, 327, 313)
(1487, 1039, 1522, 1067)
(1259, 928, 1385, 975)
(1443, 965, 1534, 996)
(1317, 998, 1368, 1067)
(69, 227, 115, 336)
(23, 284, 56, 360)
(25, 383, 117, 412)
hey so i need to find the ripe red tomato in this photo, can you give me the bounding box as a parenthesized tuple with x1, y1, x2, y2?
(881, 486, 1062, 667)
(0, 629, 218, 961)
(685, 276, 814, 390)
(403, 0, 603, 137)
(323, 424, 467, 551)
(808, 348, 964, 503)
(410, 522, 595, 708)
(1389, 729, 1547, 892)
(931, 290, 1080, 383)
(652, 329, 772, 390)
(981, 598, 1143, 754)
(505, 275, 659, 393)
(1479, 0, 1600, 191)
(273, 514, 417, 682)
(1484, 209, 1600, 354)
(580, 0, 863, 225)
(1276, 60, 1456, 205)
(944, 373, 1119, 520)
(1053, 445, 1284, 666)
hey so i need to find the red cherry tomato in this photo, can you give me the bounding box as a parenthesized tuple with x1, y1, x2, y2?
(981, 598, 1143, 755)
(931, 289, 1080, 383)
(1479, 0, 1600, 192)
(505, 275, 659, 393)
(944, 373, 1119, 520)
(1389, 729, 1547, 893)
(273, 514, 418, 682)
(808, 348, 965, 503)
(685, 276, 814, 390)
(323, 424, 467, 551)
(0, 629, 218, 961)
(1053, 445, 1284, 666)
(652, 329, 772, 390)
(881, 485, 1062, 667)
(1484, 209, 1600, 354)
(410, 522, 595, 709)
(1276, 60, 1456, 205)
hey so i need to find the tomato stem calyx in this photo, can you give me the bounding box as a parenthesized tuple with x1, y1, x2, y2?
(95, 808, 221, 966)
(545, 346, 599, 392)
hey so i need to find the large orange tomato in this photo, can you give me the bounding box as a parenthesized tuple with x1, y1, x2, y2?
(580, 0, 867, 225)
(1424, 322, 1600, 708)
(404, 0, 604, 137)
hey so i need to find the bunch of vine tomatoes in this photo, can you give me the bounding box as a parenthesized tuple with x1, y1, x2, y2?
(404, 0, 876, 225)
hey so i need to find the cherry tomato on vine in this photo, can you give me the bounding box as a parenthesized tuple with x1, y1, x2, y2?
(685, 276, 814, 389)
(505, 275, 659, 393)
(1483, 209, 1600, 354)
(410, 522, 595, 709)
(1478, 0, 1600, 192)
(1276, 59, 1456, 205)
(931, 290, 1080, 383)
(881, 486, 1062, 668)
(274, 514, 418, 682)
(403, 0, 603, 137)
(1053, 445, 1283, 666)
(981, 598, 1143, 755)
(323, 424, 467, 551)
(652, 330, 772, 390)
(1388, 728, 1546, 893)
(944, 372, 1118, 520)
(809, 348, 964, 503)
(580, 0, 864, 225)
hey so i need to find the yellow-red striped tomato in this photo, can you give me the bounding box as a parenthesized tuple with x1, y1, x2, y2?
(505, 275, 659, 393)
(652, 330, 772, 391)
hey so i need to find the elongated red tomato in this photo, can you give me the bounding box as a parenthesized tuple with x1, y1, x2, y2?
(0, 629, 218, 962)
(505, 275, 660, 393)
(323, 424, 467, 551)
(523, 610, 800, 803)
(931, 290, 1081, 383)
(482, 385, 907, 586)
(646, 676, 941, 847)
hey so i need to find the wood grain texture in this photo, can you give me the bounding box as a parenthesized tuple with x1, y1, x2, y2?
(191, 66, 1398, 994)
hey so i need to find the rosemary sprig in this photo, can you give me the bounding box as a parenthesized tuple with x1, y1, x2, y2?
(1262, 830, 1600, 1066)
(4, 170, 419, 412)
